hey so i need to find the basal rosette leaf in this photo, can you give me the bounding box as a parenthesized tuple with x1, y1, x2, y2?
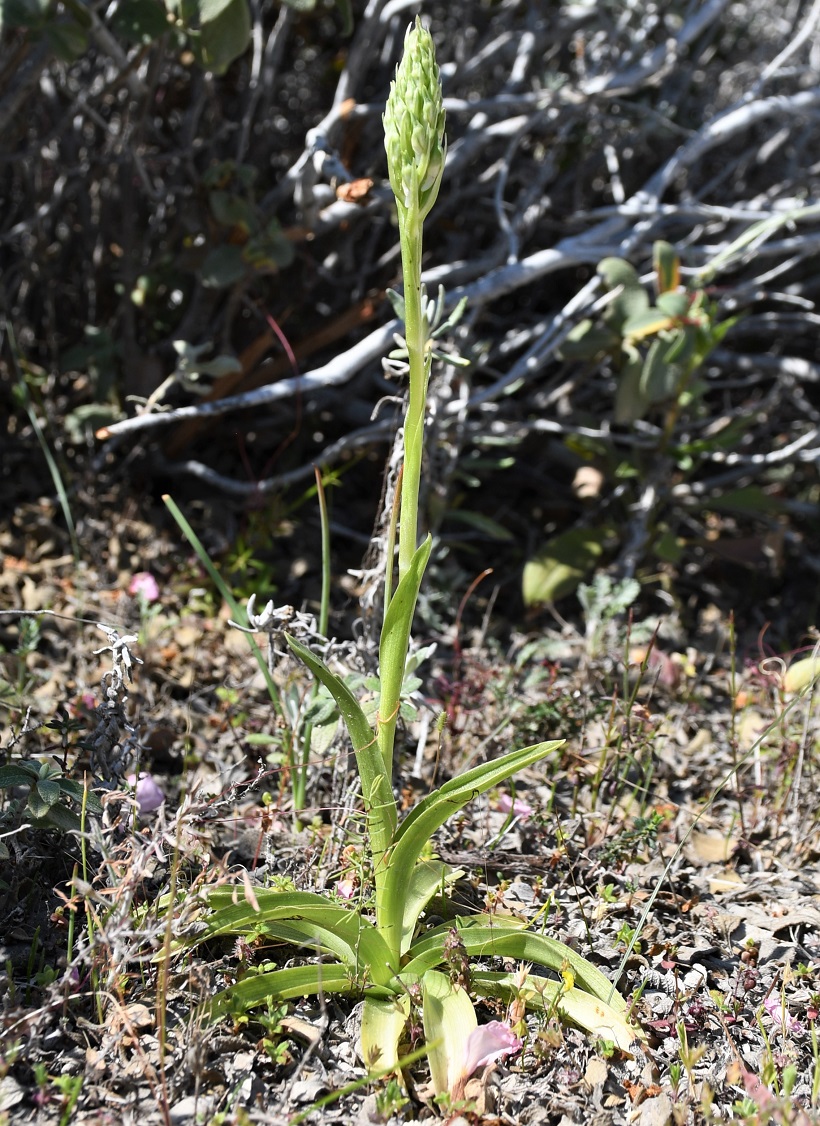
(377, 741, 562, 955)
(199, 888, 396, 985)
(471, 970, 638, 1052)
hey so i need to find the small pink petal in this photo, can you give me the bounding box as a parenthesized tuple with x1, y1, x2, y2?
(336, 878, 356, 900)
(763, 995, 803, 1034)
(129, 572, 160, 602)
(462, 1021, 522, 1078)
(127, 772, 165, 814)
(496, 793, 533, 819)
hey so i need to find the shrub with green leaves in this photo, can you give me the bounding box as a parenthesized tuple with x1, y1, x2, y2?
(0, 759, 102, 859)
(560, 241, 737, 426)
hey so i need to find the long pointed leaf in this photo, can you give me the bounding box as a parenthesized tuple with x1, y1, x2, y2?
(379, 741, 562, 951)
(471, 970, 638, 1052)
(405, 921, 623, 1010)
(199, 889, 396, 986)
(399, 860, 462, 955)
(285, 635, 397, 846)
(210, 964, 365, 1015)
(377, 535, 432, 775)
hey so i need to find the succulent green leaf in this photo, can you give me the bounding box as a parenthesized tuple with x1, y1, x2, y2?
(597, 257, 640, 290)
(421, 969, 477, 1097)
(361, 994, 411, 1074)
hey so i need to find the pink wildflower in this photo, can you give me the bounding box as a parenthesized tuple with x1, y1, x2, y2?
(127, 772, 165, 814)
(128, 571, 160, 603)
(496, 793, 533, 819)
(335, 878, 357, 900)
(763, 995, 804, 1034)
(462, 1021, 522, 1079)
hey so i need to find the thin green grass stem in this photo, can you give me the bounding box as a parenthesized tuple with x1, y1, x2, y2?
(293, 471, 332, 815)
(8, 328, 80, 562)
(163, 494, 282, 716)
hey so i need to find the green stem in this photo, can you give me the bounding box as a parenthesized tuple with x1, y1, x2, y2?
(382, 465, 403, 625)
(397, 214, 428, 584)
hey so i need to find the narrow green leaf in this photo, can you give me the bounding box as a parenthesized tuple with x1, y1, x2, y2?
(200, 888, 395, 985)
(379, 742, 562, 951)
(286, 635, 397, 846)
(211, 964, 362, 1015)
(471, 970, 638, 1051)
(378, 535, 432, 775)
(399, 860, 462, 955)
(163, 494, 281, 714)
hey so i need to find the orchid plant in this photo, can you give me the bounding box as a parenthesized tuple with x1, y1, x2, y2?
(185, 18, 637, 1097)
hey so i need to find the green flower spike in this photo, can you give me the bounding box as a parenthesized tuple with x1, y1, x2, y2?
(384, 16, 446, 221)
(382, 17, 446, 585)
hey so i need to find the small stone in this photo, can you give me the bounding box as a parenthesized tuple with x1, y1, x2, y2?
(638, 1093, 674, 1126)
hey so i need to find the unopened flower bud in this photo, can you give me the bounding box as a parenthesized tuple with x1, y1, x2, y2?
(383, 17, 446, 219)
